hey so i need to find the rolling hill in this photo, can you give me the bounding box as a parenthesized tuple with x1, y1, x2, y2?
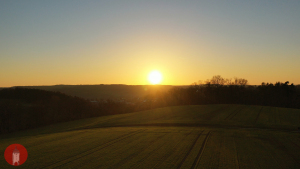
(1, 105, 300, 168)
(16, 85, 177, 100)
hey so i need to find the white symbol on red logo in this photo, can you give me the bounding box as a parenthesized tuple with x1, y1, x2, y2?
(12, 146, 20, 166)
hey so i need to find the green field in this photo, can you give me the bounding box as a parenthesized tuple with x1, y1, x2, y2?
(1, 105, 300, 168)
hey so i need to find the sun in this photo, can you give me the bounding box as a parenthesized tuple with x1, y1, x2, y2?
(148, 70, 163, 85)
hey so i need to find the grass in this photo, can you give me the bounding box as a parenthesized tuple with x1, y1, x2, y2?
(1, 104, 300, 168)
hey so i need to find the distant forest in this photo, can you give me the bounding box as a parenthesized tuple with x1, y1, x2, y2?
(0, 75, 299, 134)
(167, 75, 300, 108)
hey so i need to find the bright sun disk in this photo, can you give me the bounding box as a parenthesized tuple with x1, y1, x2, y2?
(148, 71, 162, 84)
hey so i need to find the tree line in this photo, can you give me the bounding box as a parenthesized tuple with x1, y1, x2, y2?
(140, 75, 300, 109)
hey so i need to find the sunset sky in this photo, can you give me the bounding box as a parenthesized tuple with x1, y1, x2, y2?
(1, 1, 299, 87)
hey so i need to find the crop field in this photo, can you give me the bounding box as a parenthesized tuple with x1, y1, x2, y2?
(1, 105, 300, 168)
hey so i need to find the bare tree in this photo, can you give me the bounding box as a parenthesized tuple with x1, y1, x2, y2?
(232, 77, 248, 85)
(209, 75, 226, 85)
(201, 75, 248, 86)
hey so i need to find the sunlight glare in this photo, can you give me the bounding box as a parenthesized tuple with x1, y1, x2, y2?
(148, 70, 162, 85)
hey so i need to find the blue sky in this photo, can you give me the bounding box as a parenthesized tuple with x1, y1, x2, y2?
(1, 1, 299, 86)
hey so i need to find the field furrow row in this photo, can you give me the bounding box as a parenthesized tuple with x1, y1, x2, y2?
(109, 133, 169, 169)
(44, 129, 146, 168)
(255, 106, 263, 123)
(224, 105, 246, 121)
(177, 130, 204, 169)
(192, 130, 211, 169)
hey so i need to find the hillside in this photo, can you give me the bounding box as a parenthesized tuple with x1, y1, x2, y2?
(0, 87, 180, 134)
(69, 104, 300, 130)
(17, 85, 177, 100)
(0, 88, 108, 134)
(1, 105, 300, 168)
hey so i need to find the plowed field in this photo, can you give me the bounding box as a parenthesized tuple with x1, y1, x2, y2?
(1, 105, 300, 168)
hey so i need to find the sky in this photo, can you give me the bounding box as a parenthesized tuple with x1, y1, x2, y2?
(1, 0, 300, 87)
